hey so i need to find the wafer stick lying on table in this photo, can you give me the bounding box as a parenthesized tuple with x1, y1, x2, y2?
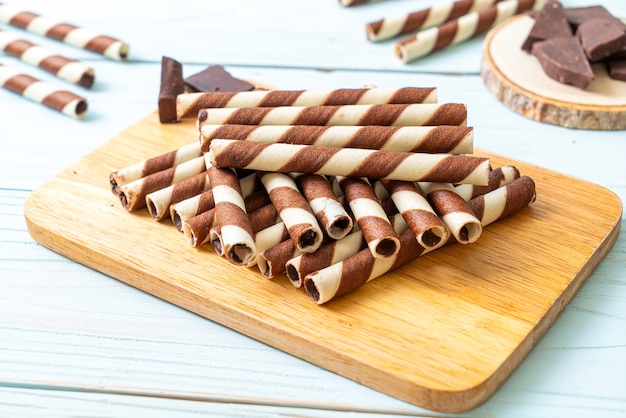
(0, 3, 129, 60)
(197, 103, 467, 127)
(366, 0, 506, 42)
(207, 140, 491, 185)
(145, 172, 211, 221)
(394, 0, 544, 63)
(0, 29, 95, 87)
(304, 176, 536, 304)
(0, 62, 87, 118)
(173, 87, 438, 121)
(199, 124, 473, 154)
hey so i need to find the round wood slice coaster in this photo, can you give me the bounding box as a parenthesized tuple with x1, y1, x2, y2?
(481, 14, 626, 130)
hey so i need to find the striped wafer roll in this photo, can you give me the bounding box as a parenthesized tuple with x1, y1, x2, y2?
(207, 165, 257, 266)
(338, 176, 400, 258)
(200, 124, 473, 154)
(381, 180, 449, 249)
(182, 208, 215, 247)
(0, 63, 87, 118)
(454, 165, 520, 201)
(197, 103, 467, 127)
(286, 213, 407, 288)
(256, 233, 301, 278)
(292, 173, 353, 240)
(178, 87, 438, 120)
(110, 142, 202, 195)
(419, 182, 482, 244)
(248, 203, 281, 233)
(116, 156, 206, 212)
(304, 176, 536, 304)
(366, 0, 504, 42)
(145, 172, 211, 221)
(0, 29, 94, 87)
(253, 222, 291, 269)
(258, 172, 324, 253)
(0, 4, 129, 60)
(468, 175, 536, 225)
(208, 140, 491, 185)
(394, 0, 543, 63)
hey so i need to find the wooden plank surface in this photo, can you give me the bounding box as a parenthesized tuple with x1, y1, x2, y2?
(23, 111, 622, 413)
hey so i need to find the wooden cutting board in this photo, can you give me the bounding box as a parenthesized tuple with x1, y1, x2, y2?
(24, 112, 622, 413)
(481, 14, 626, 130)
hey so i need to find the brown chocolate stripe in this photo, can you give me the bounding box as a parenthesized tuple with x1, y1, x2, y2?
(46, 23, 76, 41)
(427, 189, 475, 216)
(399, 10, 430, 35)
(215, 200, 254, 236)
(469, 176, 536, 223)
(276, 125, 328, 145)
(186, 208, 215, 246)
(475, 5, 498, 35)
(339, 177, 378, 201)
(357, 104, 406, 126)
(267, 185, 311, 212)
(343, 125, 397, 149)
(260, 236, 296, 278)
(42, 90, 86, 114)
(334, 249, 376, 300)
(423, 155, 487, 183)
(281, 146, 341, 173)
(349, 151, 409, 179)
(291, 242, 336, 282)
(2, 73, 36, 94)
(248, 204, 280, 234)
(142, 150, 178, 178)
(435, 21, 458, 51)
(323, 89, 368, 106)
(423, 103, 466, 126)
(169, 172, 209, 205)
(467, 166, 521, 199)
(258, 90, 302, 107)
(85, 35, 120, 56)
(8, 12, 37, 29)
(417, 126, 471, 153)
(387, 87, 436, 104)
(295, 173, 336, 201)
(226, 107, 274, 125)
(292, 106, 339, 125)
(3, 38, 32, 57)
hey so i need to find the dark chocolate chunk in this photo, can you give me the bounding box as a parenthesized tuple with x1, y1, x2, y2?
(607, 59, 626, 81)
(158, 56, 184, 123)
(184, 65, 254, 93)
(531, 36, 594, 89)
(522, 0, 572, 53)
(565, 5, 626, 32)
(576, 18, 626, 62)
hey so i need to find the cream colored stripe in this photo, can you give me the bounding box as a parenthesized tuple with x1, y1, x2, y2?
(318, 148, 373, 175)
(261, 106, 299, 125)
(423, 3, 454, 28)
(23, 81, 57, 103)
(279, 207, 319, 229)
(310, 262, 344, 304)
(260, 172, 299, 192)
(20, 45, 52, 66)
(348, 197, 388, 220)
(226, 90, 267, 108)
(171, 157, 206, 185)
(389, 154, 447, 181)
(326, 105, 369, 126)
(292, 90, 329, 106)
(63, 27, 97, 49)
(212, 184, 246, 211)
(26, 16, 58, 36)
(479, 187, 508, 226)
(391, 189, 434, 213)
(452, 12, 479, 45)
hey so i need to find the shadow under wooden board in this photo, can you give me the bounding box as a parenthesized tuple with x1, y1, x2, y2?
(24, 111, 622, 413)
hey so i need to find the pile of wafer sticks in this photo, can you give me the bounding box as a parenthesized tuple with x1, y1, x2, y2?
(110, 84, 536, 305)
(343, 0, 547, 63)
(0, 3, 128, 118)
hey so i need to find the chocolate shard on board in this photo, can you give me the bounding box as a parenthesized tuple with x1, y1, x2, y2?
(531, 36, 594, 89)
(522, 0, 572, 52)
(564, 5, 626, 33)
(576, 18, 626, 62)
(158, 56, 184, 123)
(184, 65, 254, 93)
(607, 59, 626, 81)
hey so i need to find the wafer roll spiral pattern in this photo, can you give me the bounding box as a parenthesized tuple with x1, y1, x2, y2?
(293, 173, 353, 240)
(304, 176, 536, 304)
(182, 208, 215, 247)
(0, 63, 87, 118)
(197, 103, 467, 127)
(146, 172, 211, 221)
(200, 124, 473, 154)
(0, 3, 129, 60)
(207, 166, 257, 265)
(177, 87, 438, 120)
(454, 165, 520, 201)
(208, 140, 491, 185)
(338, 176, 400, 258)
(381, 180, 449, 249)
(254, 223, 292, 272)
(394, 0, 542, 63)
(0, 30, 94, 87)
(366, 0, 504, 42)
(259, 172, 323, 253)
(110, 142, 202, 195)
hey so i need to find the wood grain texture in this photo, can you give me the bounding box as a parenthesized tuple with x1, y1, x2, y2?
(481, 15, 626, 130)
(23, 112, 622, 413)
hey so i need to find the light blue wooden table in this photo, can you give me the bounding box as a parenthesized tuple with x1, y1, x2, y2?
(1, 0, 625, 416)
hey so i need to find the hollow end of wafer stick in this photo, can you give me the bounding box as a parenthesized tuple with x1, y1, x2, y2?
(79, 69, 95, 89)
(326, 215, 353, 240)
(419, 225, 449, 249)
(455, 221, 482, 244)
(146, 197, 165, 221)
(304, 278, 322, 304)
(72, 98, 88, 119)
(373, 237, 400, 258)
(226, 244, 256, 266)
(182, 223, 199, 247)
(296, 228, 323, 253)
(285, 263, 303, 287)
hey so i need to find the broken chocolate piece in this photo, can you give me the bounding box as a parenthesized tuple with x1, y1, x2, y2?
(607, 59, 626, 81)
(565, 5, 626, 32)
(184, 65, 254, 93)
(158, 56, 184, 123)
(531, 36, 594, 89)
(576, 18, 626, 62)
(522, 0, 572, 53)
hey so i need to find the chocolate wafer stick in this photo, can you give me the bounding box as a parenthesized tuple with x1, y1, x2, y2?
(110, 142, 202, 195)
(394, 0, 542, 63)
(304, 176, 536, 304)
(145, 172, 211, 221)
(258, 172, 324, 253)
(454, 165, 520, 201)
(197, 103, 467, 127)
(208, 140, 491, 185)
(0, 3, 129, 60)
(200, 124, 473, 154)
(116, 156, 206, 212)
(182, 208, 215, 247)
(0, 63, 87, 118)
(207, 165, 257, 266)
(366, 0, 505, 42)
(381, 179, 449, 249)
(338, 176, 400, 258)
(0, 29, 94, 87)
(419, 182, 482, 244)
(256, 232, 301, 278)
(177, 87, 438, 120)
(292, 173, 353, 240)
